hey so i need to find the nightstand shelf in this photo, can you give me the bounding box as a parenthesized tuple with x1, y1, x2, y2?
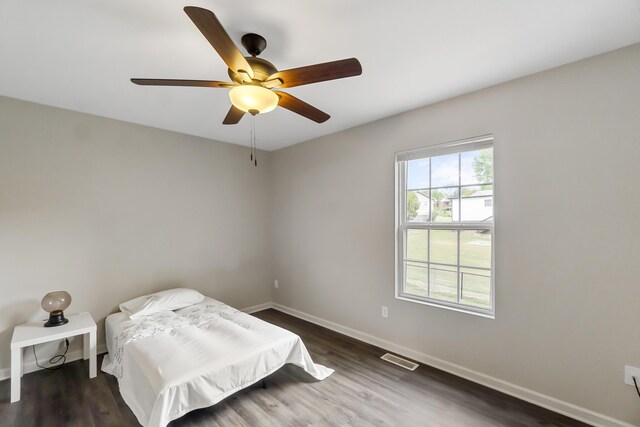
(10, 312, 97, 403)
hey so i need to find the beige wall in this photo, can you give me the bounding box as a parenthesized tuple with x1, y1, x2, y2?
(270, 44, 640, 424)
(0, 97, 272, 371)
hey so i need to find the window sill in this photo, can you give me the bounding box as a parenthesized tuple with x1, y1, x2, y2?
(395, 294, 495, 319)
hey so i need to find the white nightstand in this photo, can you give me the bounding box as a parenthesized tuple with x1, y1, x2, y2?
(10, 312, 97, 403)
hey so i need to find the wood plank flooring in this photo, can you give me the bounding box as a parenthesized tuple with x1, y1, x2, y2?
(0, 309, 587, 426)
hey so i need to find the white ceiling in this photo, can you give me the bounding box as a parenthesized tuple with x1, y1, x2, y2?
(1, 1, 639, 151)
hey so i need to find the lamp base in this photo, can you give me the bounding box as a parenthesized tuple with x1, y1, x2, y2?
(44, 310, 68, 327)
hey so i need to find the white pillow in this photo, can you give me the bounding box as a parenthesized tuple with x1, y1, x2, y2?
(120, 288, 205, 319)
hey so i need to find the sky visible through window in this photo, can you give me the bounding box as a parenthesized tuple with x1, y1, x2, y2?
(407, 159, 430, 190)
(407, 149, 491, 190)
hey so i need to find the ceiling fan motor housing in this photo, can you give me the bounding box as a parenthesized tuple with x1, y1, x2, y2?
(228, 56, 277, 84)
(227, 33, 277, 84)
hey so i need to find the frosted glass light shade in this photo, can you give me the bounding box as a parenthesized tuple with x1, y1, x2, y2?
(41, 291, 72, 313)
(229, 85, 278, 114)
(41, 291, 71, 327)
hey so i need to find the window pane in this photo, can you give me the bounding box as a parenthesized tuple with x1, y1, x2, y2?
(431, 153, 459, 187)
(406, 229, 428, 261)
(407, 159, 429, 190)
(461, 148, 493, 186)
(460, 230, 491, 268)
(460, 267, 491, 308)
(407, 190, 431, 222)
(405, 262, 429, 298)
(458, 185, 493, 222)
(431, 187, 458, 222)
(430, 230, 457, 265)
(430, 265, 458, 302)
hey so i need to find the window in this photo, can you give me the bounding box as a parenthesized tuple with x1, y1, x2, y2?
(395, 135, 494, 317)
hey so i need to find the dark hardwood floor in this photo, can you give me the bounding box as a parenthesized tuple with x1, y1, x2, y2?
(0, 309, 587, 426)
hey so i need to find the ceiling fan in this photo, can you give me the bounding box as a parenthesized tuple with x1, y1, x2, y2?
(131, 6, 363, 126)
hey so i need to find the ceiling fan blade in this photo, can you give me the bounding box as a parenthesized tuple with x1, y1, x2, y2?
(274, 91, 330, 123)
(131, 79, 233, 88)
(183, 7, 254, 79)
(268, 58, 362, 89)
(223, 105, 245, 125)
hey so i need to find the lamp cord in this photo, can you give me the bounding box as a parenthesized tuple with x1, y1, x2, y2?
(32, 338, 69, 371)
(634, 376, 640, 399)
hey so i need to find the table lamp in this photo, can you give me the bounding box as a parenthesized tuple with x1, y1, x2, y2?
(41, 291, 71, 327)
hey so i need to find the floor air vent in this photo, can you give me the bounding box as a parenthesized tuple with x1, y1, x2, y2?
(381, 353, 419, 371)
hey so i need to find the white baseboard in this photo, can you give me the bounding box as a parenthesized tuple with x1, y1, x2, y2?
(241, 302, 274, 314)
(270, 302, 634, 427)
(0, 343, 108, 381)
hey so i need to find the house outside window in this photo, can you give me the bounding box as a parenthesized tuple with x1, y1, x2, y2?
(395, 135, 494, 317)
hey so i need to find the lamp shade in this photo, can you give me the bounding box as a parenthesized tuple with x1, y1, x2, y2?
(41, 291, 71, 313)
(41, 291, 71, 327)
(229, 85, 279, 115)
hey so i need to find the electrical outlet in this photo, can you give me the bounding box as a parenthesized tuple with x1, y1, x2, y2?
(381, 306, 388, 318)
(274, 280, 279, 289)
(624, 365, 640, 386)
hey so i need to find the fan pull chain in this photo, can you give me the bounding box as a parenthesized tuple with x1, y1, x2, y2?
(250, 114, 254, 162)
(250, 114, 257, 166)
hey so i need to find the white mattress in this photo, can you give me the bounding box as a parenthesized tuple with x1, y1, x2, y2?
(102, 297, 332, 427)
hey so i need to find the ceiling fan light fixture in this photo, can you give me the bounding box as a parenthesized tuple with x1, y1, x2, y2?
(229, 85, 278, 115)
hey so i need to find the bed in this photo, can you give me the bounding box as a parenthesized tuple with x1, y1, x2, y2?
(101, 294, 333, 427)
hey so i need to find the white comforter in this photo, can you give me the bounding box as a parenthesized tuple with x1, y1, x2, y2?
(102, 297, 333, 427)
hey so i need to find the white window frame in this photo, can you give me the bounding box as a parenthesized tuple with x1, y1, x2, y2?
(395, 135, 495, 318)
